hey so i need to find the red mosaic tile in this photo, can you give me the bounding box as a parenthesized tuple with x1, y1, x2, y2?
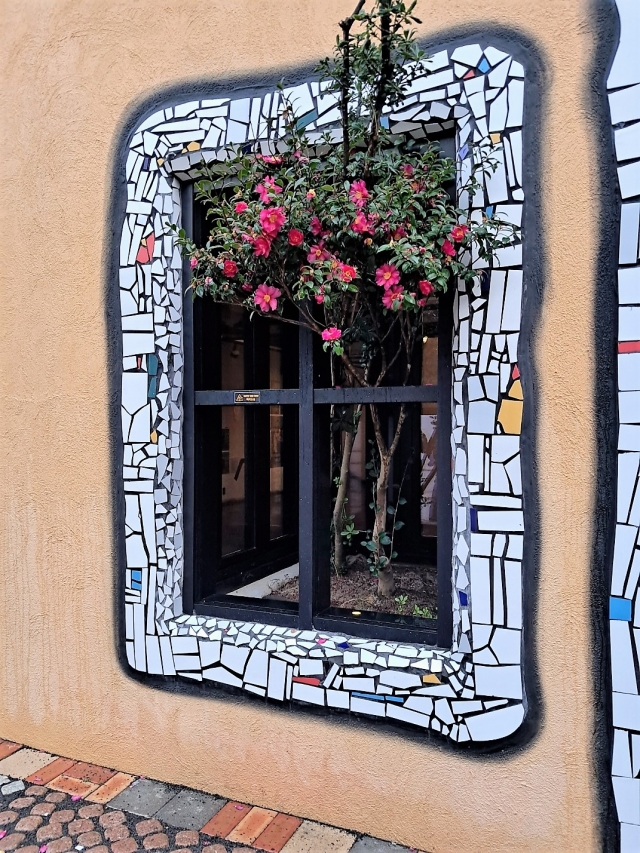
(200, 803, 250, 839)
(618, 341, 640, 353)
(226, 808, 277, 845)
(248, 813, 303, 853)
(63, 763, 115, 786)
(0, 743, 22, 761)
(291, 677, 321, 686)
(27, 759, 76, 785)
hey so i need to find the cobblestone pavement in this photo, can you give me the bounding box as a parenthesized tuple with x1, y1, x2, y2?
(0, 741, 426, 853)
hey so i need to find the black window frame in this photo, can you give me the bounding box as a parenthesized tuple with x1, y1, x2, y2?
(181, 181, 453, 648)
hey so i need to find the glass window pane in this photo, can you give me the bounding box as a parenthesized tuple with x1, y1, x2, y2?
(220, 405, 249, 556)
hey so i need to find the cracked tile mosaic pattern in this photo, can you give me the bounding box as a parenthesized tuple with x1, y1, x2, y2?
(609, 1, 640, 850)
(117, 42, 528, 744)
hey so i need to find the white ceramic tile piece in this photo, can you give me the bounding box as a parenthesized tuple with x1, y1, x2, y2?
(619, 267, 640, 304)
(611, 621, 640, 695)
(620, 203, 640, 266)
(614, 691, 640, 732)
(620, 353, 640, 391)
(608, 0, 640, 89)
(619, 161, 640, 200)
(465, 703, 524, 741)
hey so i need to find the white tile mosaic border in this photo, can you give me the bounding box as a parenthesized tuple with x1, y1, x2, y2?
(608, 1, 640, 849)
(118, 42, 530, 744)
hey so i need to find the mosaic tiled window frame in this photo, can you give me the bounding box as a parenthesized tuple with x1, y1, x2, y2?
(608, 0, 640, 849)
(118, 40, 532, 746)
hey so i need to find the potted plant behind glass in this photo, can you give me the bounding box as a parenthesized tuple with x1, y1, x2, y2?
(172, 0, 518, 599)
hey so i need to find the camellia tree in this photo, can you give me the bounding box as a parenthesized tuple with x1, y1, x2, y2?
(172, 0, 517, 599)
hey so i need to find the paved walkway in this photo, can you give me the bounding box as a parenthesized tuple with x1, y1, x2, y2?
(0, 740, 425, 853)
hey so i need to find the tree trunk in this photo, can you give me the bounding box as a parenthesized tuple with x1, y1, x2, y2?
(332, 411, 360, 573)
(372, 454, 394, 597)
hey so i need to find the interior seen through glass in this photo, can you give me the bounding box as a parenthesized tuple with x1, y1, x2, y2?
(202, 303, 439, 620)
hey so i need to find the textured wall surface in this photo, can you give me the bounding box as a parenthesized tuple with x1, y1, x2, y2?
(0, 0, 614, 850)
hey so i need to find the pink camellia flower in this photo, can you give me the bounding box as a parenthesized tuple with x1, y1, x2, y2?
(375, 263, 401, 289)
(241, 283, 254, 292)
(322, 327, 342, 342)
(307, 244, 329, 263)
(288, 229, 304, 246)
(418, 279, 434, 297)
(253, 235, 272, 257)
(450, 224, 469, 242)
(382, 284, 404, 310)
(441, 238, 456, 257)
(309, 216, 323, 236)
(222, 260, 238, 278)
(351, 211, 373, 235)
(234, 201, 249, 213)
(254, 283, 281, 312)
(401, 164, 415, 177)
(349, 179, 370, 207)
(190, 257, 198, 269)
(255, 176, 282, 203)
(338, 263, 357, 283)
(306, 189, 316, 199)
(259, 206, 286, 236)
(262, 155, 283, 165)
(391, 225, 406, 240)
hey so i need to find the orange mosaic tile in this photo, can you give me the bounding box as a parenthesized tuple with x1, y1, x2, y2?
(226, 807, 277, 845)
(200, 802, 250, 839)
(253, 813, 303, 853)
(86, 772, 136, 804)
(26, 758, 77, 785)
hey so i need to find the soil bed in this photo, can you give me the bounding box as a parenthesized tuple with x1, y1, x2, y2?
(273, 560, 438, 617)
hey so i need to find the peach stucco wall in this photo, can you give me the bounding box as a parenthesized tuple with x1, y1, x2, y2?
(0, 0, 606, 850)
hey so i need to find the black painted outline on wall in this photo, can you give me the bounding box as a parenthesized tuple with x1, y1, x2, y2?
(104, 25, 546, 760)
(590, 0, 622, 850)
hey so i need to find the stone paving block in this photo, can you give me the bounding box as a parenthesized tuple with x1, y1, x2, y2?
(46, 776, 97, 798)
(32, 802, 56, 816)
(0, 749, 53, 780)
(0, 744, 22, 762)
(0, 782, 24, 797)
(350, 839, 415, 853)
(111, 838, 139, 853)
(50, 809, 75, 824)
(10, 797, 35, 809)
(78, 804, 104, 819)
(77, 830, 103, 847)
(174, 830, 199, 847)
(46, 838, 73, 853)
(24, 786, 47, 796)
(108, 780, 177, 818)
(0, 831, 25, 850)
(86, 773, 135, 805)
(27, 759, 77, 786)
(15, 815, 42, 832)
(36, 822, 64, 842)
(67, 818, 94, 836)
(44, 793, 67, 804)
(200, 802, 249, 839)
(227, 807, 277, 845)
(142, 833, 169, 850)
(254, 813, 302, 853)
(99, 810, 126, 828)
(0, 811, 17, 827)
(105, 821, 131, 842)
(111, 838, 138, 853)
(279, 820, 356, 853)
(64, 764, 115, 787)
(135, 819, 164, 837)
(154, 790, 226, 831)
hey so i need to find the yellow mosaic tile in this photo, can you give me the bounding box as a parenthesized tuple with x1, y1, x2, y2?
(498, 399, 523, 435)
(509, 378, 523, 400)
(422, 673, 441, 684)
